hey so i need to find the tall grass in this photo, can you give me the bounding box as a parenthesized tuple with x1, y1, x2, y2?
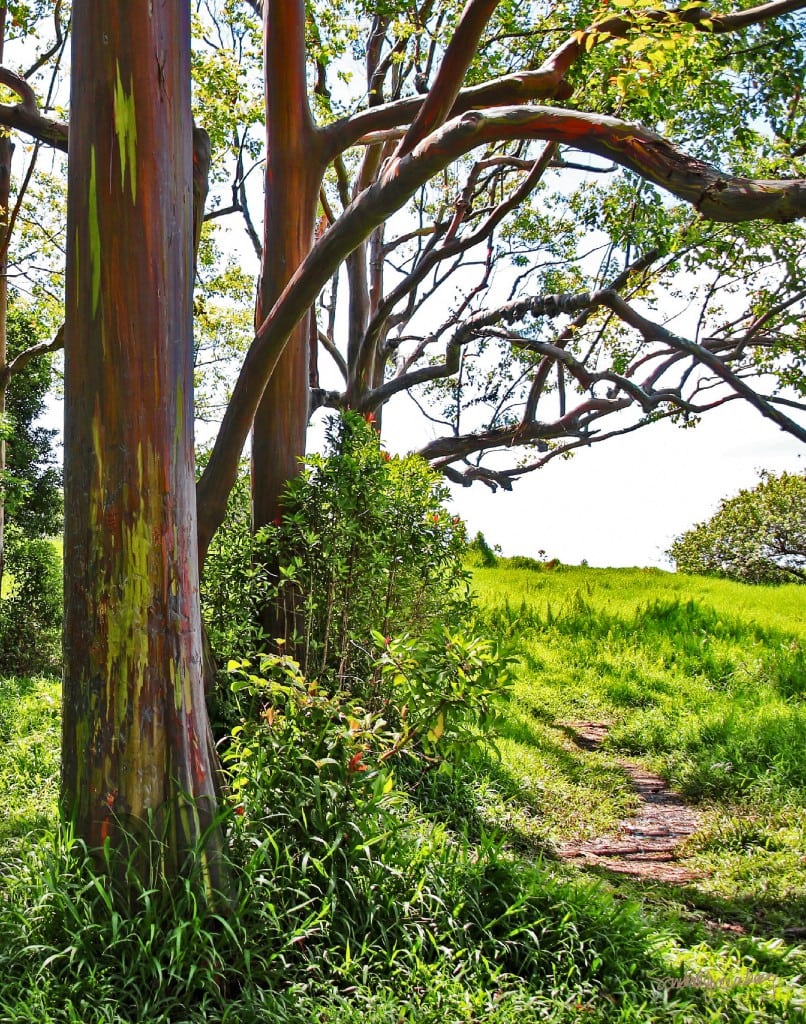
(473, 563, 806, 966)
(475, 565, 806, 803)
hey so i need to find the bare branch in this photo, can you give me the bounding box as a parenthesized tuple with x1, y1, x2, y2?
(596, 290, 806, 441)
(23, 0, 67, 79)
(317, 328, 348, 381)
(395, 0, 501, 159)
(0, 67, 68, 150)
(361, 143, 558, 388)
(0, 323, 64, 388)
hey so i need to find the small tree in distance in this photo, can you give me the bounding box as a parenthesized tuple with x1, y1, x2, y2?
(669, 471, 806, 585)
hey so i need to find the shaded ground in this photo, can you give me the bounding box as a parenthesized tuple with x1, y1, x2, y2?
(555, 721, 703, 884)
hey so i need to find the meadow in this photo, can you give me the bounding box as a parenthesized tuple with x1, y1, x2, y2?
(0, 562, 804, 1022)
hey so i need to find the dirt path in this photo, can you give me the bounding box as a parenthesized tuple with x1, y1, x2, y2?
(555, 722, 702, 884)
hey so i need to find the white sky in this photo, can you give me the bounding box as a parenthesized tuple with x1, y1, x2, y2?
(379, 396, 804, 568)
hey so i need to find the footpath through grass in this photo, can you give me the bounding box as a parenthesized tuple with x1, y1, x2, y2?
(0, 565, 804, 1021)
(470, 563, 806, 1016)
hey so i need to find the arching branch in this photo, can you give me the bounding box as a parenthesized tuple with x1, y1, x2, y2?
(197, 99, 806, 556)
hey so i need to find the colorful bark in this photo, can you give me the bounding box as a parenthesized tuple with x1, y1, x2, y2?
(62, 0, 224, 892)
(249, 0, 324, 537)
(0, 135, 11, 588)
(0, 11, 10, 589)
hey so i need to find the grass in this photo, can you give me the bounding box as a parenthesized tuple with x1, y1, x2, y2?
(0, 674, 60, 841)
(0, 564, 805, 1021)
(469, 562, 806, 1017)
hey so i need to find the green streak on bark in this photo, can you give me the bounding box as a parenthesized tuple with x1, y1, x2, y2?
(107, 508, 150, 727)
(113, 63, 138, 204)
(73, 716, 89, 806)
(170, 639, 194, 716)
(102, 441, 152, 730)
(88, 147, 101, 317)
(73, 228, 80, 310)
(91, 411, 103, 497)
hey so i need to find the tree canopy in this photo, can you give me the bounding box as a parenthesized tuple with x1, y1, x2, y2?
(192, 0, 806, 527)
(669, 470, 806, 583)
(0, 1, 804, 549)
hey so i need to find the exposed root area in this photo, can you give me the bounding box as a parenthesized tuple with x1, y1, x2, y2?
(556, 721, 702, 884)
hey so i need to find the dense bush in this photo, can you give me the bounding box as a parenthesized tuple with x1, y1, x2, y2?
(0, 526, 62, 674)
(669, 471, 805, 584)
(466, 530, 499, 567)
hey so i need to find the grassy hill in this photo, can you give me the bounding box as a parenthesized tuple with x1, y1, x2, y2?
(472, 563, 805, 872)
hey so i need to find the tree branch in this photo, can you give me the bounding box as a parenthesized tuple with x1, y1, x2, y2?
(355, 143, 558, 407)
(384, 106, 806, 223)
(0, 67, 68, 150)
(394, 0, 501, 159)
(0, 323, 64, 388)
(198, 103, 806, 553)
(595, 290, 806, 441)
(323, 0, 804, 158)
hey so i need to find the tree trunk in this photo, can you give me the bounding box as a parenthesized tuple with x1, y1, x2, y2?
(0, 135, 11, 592)
(0, 10, 10, 591)
(61, 0, 225, 895)
(250, 0, 323, 534)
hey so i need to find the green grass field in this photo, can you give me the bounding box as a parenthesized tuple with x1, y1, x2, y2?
(0, 563, 804, 1022)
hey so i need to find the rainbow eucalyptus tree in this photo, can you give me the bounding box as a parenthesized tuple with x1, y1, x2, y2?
(60, 0, 224, 889)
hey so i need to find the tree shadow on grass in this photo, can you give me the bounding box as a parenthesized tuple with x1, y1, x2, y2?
(562, 861, 806, 945)
(401, 709, 637, 859)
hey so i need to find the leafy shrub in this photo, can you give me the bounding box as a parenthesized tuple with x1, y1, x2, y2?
(375, 624, 514, 761)
(224, 654, 409, 933)
(203, 412, 473, 696)
(502, 555, 549, 571)
(0, 526, 62, 675)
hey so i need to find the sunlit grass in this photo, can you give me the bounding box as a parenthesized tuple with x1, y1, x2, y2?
(473, 562, 806, 953)
(0, 675, 60, 841)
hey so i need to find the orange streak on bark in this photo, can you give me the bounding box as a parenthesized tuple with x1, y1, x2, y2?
(249, 0, 324, 536)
